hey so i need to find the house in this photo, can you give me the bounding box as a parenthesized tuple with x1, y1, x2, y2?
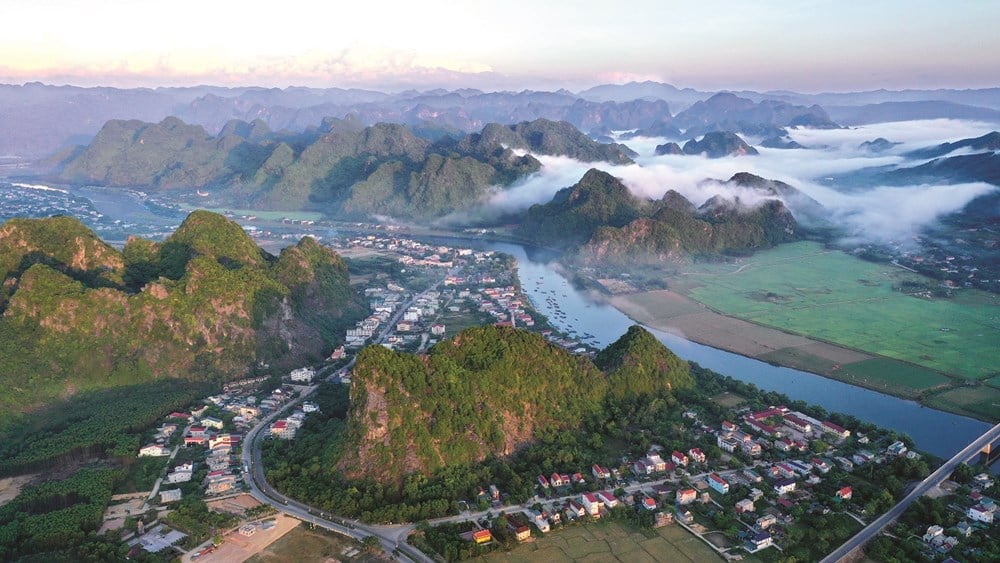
(592, 464, 611, 479)
(776, 463, 797, 479)
(835, 486, 853, 501)
(688, 448, 706, 464)
(811, 458, 832, 473)
(735, 498, 755, 514)
(654, 511, 674, 527)
(159, 489, 182, 503)
(301, 402, 319, 414)
(201, 417, 224, 430)
(597, 491, 619, 508)
(138, 444, 170, 457)
(749, 488, 764, 501)
(742, 468, 763, 483)
(973, 473, 995, 490)
(289, 367, 315, 382)
(675, 509, 694, 524)
(834, 456, 854, 471)
(431, 324, 446, 336)
(209, 434, 240, 450)
(923, 525, 944, 543)
(581, 493, 602, 516)
(742, 441, 763, 456)
(239, 524, 256, 537)
(671, 451, 689, 467)
(645, 452, 667, 472)
(746, 418, 779, 437)
(571, 473, 585, 484)
(205, 474, 237, 495)
(184, 435, 208, 447)
(471, 529, 493, 544)
(548, 473, 564, 487)
(567, 500, 586, 518)
(722, 421, 738, 433)
(509, 522, 531, 542)
(269, 420, 295, 439)
(955, 521, 974, 538)
(188, 426, 208, 438)
(718, 436, 739, 453)
(886, 441, 908, 456)
(773, 478, 796, 495)
(537, 474, 550, 488)
(632, 460, 652, 476)
(642, 497, 658, 511)
(166, 469, 192, 484)
(676, 488, 697, 505)
(756, 514, 777, 530)
(967, 504, 994, 524)
(822, 420, 850, 439)
(651, 484, 672, 498)
(532, 513, 550, 533)
(744, 531, 773, 553)
(489, 484, 500, 501)
(783, 414, 812, 433)
(774, 438, 793, 452)
(707, 473, 730, 494)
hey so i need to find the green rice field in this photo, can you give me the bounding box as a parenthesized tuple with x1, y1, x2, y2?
(681, 242, 999, 383)
(484, 521, 723, 563)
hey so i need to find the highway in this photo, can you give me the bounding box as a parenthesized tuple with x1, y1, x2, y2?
(820, 422, 1000, 563)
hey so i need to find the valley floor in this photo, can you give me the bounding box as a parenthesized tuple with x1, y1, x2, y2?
(607, 242, 1000, 422)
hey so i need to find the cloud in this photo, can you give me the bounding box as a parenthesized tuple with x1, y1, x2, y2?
(481, 119, 999, 247)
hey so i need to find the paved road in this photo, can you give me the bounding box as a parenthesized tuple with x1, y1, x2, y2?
(238, 272, 459, 562)
(820, 423, 1000, 563)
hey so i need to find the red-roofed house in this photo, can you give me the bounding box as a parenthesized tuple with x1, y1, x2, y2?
(567, 500, 586, 517)
(835, 486, 853, 501)
(592, 464, 611, 479)
(783, 414, 812, 433)
(597, 491, 619, 508)
(571, 472, 585, 484)
(472, 529, 492, 544)
(676, 488, 697, 505)
(707, 473, 730, 494)
(688, 448, 706, 464)
(581, 493, 602, 516)
(537, 474, 550, 488)
(746, 419, 778, 436)
(642, 497, 658, 510)
(671, 451, 689, 466)
(822, 421, 851, 439)
(549, 473, 564, 487)
(722, 420, 738, 432)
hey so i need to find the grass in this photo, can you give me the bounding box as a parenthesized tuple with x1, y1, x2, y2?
(483, 521, 723, 562)
(925, 386, 1000, 421)
(840, 358, 952, 392)
(711, 392, 746, 408)
(679, 242, 999, 382)
(245, 525, 378, 563)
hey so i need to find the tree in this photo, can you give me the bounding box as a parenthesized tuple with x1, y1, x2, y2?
(361, 535, 381, 553)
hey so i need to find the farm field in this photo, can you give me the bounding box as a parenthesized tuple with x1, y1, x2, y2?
(926, 386, 1000, 422)
(483, 521, 724, 563)
(245, 525, 378, 563)
(677, 242, 998, 382)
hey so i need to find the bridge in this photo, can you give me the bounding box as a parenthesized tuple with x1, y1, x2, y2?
(821, 422, 1000, 563)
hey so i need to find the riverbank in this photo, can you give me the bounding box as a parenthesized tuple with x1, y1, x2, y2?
(610, 288, 998, 422)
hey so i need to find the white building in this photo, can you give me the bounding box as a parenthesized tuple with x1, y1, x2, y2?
(138, 444, 171, 457)
(289, 367, 315, 383)
(159, 489, 182, 503)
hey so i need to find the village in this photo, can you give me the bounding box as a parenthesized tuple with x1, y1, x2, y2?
(101, 233, 997, 562)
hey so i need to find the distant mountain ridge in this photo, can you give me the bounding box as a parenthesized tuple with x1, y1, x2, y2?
(50, 117, 634, 220)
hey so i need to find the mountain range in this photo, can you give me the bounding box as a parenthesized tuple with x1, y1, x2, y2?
(49, 116, 633, 219)
(5, 81, 999, 161)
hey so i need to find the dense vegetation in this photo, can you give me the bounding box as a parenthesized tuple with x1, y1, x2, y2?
(0, 380, 206, 476)
(52, 116, 635, 220)
(263, 325, 695, 522)
(0, 468, 119, 561)
(520, 169, 804, 263)
(0, 211, 364, 424)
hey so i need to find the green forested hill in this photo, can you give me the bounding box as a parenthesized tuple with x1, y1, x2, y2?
(0, 211, 364, 420)
(52, 116, 634, 220)
(336, 325, 692, 484)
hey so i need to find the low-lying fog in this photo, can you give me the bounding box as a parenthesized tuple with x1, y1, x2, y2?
(483, 119, 999, 246)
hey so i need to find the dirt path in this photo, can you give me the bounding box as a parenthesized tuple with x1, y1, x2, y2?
(0, 474, 36, 508)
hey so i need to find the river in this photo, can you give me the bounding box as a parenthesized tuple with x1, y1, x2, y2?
(451, 239, 992, 462)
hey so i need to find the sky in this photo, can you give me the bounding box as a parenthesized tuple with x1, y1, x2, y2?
(3, 0, 999, 92)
